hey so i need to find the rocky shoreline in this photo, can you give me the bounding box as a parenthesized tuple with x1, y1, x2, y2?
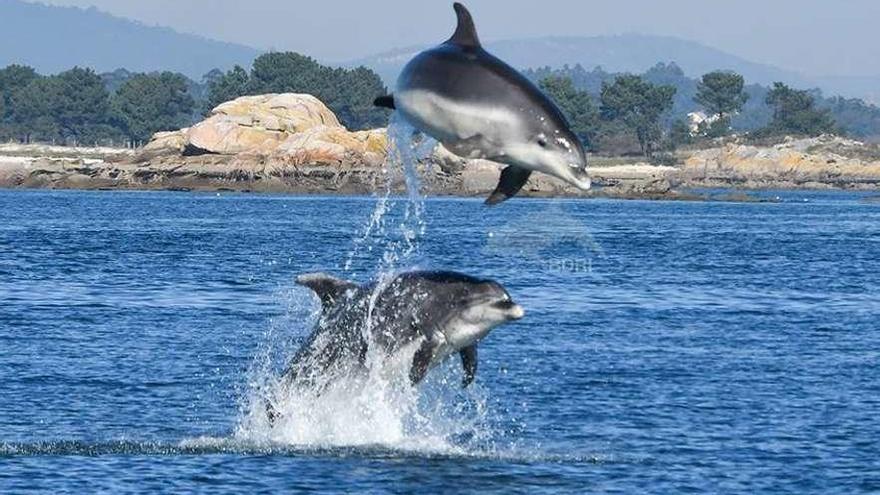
(2, 93, 879, 200)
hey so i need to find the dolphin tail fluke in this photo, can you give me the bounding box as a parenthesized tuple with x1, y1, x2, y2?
(448, 3, 481, 48)
(460, 345, 477, 387)
(373, 95, 395, 110)
(485, 166, 532, 206)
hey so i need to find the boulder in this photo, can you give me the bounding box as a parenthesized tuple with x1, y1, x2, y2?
(136, 94, 345, 156)
(141, 129, 188, 156)
(140, 93, 396, 164)
(185, 116, 287, 155)
(273, 126, 387, 166)
(211, 94, 341, 132)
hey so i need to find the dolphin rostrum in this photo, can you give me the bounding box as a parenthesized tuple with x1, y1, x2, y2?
(375, 2, 591, 205)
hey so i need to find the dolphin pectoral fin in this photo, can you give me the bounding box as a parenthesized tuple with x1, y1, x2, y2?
(373, 95, 395, 110)
(410, 340, 434, 386)
(485, 166, 532, 205)
(448, 3, 481, 48)
(460, 345, 478, 387)
(296, 273, 357, 309)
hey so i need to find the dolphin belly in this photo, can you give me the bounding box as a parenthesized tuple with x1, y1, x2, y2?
(396, 89, 520, 160)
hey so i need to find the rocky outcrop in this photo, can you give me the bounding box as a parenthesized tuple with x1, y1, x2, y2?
(122, 93, 675, 197)
(141, 129, 188, 157)
(272, 125, 387, 167)
(5, 95, 879, 199)
(141, 94, 377, 160)
(681, 135, 880, 189)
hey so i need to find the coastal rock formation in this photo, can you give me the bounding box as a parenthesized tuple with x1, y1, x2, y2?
(142, 94, 359, 158)
(682, 135, 880, 188)
(127, 93, 672, 197)
(272, 125, 387, 167)
(141, 129, 188, 157)
(5, 94, 879, 199)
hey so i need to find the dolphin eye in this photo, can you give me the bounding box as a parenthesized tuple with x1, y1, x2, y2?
(537, 138, 548, 148)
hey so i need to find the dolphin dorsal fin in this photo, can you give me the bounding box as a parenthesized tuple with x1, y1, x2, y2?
(296, 273, 356, 309)
(447, 2, 481, 48)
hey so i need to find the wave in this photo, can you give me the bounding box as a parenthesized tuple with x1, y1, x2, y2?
(0, 437, 608, 465)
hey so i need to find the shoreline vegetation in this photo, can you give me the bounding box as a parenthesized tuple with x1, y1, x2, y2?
(1, 93, 879, 201)
(2, 50, 879, 201)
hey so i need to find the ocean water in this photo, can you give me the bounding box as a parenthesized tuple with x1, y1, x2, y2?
(0, 189, 878, 493)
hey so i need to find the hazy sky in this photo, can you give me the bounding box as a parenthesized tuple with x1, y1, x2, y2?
(32, 0, 880, 77)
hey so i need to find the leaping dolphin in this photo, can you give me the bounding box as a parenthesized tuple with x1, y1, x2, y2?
(375, 2, 591, 205)
(270, 270, 523, 418)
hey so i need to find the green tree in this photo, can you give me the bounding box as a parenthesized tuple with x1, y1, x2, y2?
(330, 66, 390, 129)
(822, 96, 880, 138)
(54, 67, 114, 142)
(206, 52, 389, 130)
(694, 71, 748, 123)
(112, 72, 195, 142)
(100, 68, 135, 94)
(600, 75, 676, 156)
(8, 67, 116, 143)
(764, 82, 835, 136)
(247, 52, 326, 94)
(205, 65, 250, 111)
(667, 117, 693, 149)
(0, 64, 39, 108)
(9, 76, 62, 142)
(0, 65, 39, 137)
(539, 76, 599, 147)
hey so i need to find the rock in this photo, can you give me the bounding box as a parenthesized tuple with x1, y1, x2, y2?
(273, 126, 387, 166)
(432, 144, 468, 174)
(212, 94, 341, 132)
(681, 136, 880, 187)
(153, 93, 348, 156)
(459, 160, 502, 193)
(141, 129, 188, 157)
(186, 115, 287, 155)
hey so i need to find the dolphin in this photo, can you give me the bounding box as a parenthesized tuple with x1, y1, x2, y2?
(374, 2, 591, 205)
(275, 271, 524, 399)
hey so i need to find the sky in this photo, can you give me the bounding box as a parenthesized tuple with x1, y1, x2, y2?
(31, 0, 880, 77)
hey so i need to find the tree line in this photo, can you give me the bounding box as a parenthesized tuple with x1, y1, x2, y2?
(527, 63, 880, 156)
(536, 67, 851, 157)
(0, 52, 389, 146)
(2, 53, 878, 155)
(0, 64, 194, 145)
(203, 52, 389, 130)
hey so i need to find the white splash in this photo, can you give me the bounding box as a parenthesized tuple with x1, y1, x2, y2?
(235, 114, 496, 453)
(343, 114, 432, 275)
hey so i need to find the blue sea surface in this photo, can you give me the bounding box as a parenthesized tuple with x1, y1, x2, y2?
(0, 189, 878, 493)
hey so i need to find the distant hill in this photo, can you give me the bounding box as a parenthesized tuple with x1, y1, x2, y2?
(0, 0, 261, 79)
(349, 35, 879, 103)
(2, 2, 877, 103)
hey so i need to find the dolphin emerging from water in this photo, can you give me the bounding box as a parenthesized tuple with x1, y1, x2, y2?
(374, 2, 591, 205)
(270, 271, 523, 416)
